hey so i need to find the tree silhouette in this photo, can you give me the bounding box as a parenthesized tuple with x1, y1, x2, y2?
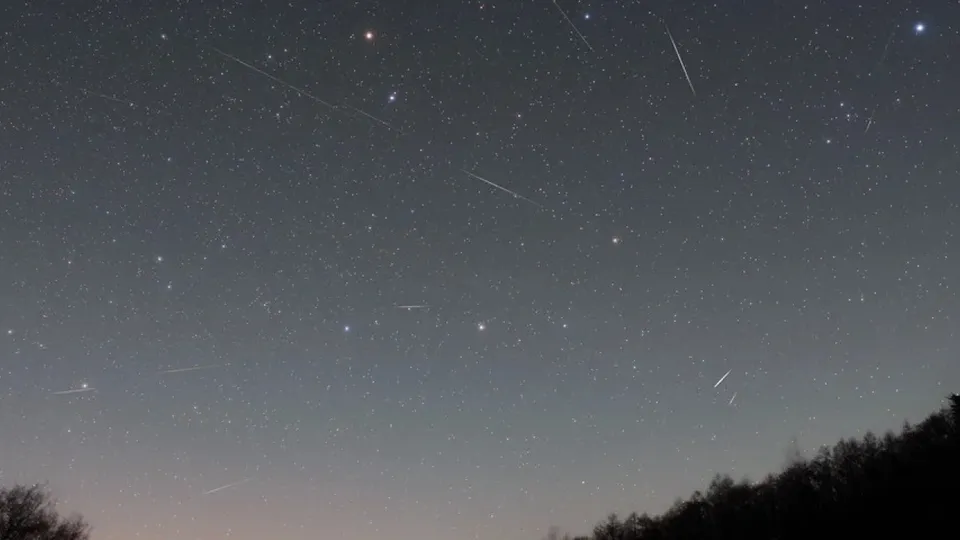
(561, 393, 960, 540)
(0, 484, 90, 540)
(543, 525, 573, 540)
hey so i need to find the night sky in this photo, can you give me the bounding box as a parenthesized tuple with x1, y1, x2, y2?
(1, 1, 958, 539)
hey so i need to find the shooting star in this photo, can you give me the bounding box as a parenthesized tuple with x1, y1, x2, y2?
(461, 169, 543, 209)
(51, 386, 95, 396)
(714, 368, 732, 388)
(343, 104, 403, 133)
(864, 28, 898, 134)
(158, 364, 225, 375)
(395, 305, 430, 310)
(203, 477, 252, 496)
(80, 88, 136, 107)
(728, 392, 738, 406)
(551, 0, 594, 53)
(869, 28, 897, 78)
(210, 47, 339, 111)
(663, 22, 696, 97)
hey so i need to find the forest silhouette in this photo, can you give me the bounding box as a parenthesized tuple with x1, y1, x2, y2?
(550, 393, 960, 540)
(0, 484, 89, 540)
(3, 394, 958, 540)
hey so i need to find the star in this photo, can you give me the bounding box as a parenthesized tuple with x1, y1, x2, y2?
(477, 323, 486, 331)
(915, 23, 925, 34)
(344, 325, 351, 332)
(612, 236, 621, 245)
(364, 30, 375, 41)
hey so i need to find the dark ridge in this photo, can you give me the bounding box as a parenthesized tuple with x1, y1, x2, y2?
(558, 393, 959, 540)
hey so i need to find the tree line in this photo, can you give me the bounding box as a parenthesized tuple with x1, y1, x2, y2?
(548, 393, 960, 540)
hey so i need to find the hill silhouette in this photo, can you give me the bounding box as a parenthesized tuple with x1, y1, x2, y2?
(553, 393, 960, 540)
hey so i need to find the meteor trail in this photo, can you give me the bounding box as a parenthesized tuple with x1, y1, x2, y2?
(210, 47, 339, 111)
(552, 0, 594, 52)
(395, 305, 430, 310)
(211, 47, 399, 133)
(714, 369, 732, 388)
(80, 88, 135, 107)
(203, 477, 252, 495)
(158, 364, 225, 375)
(343, 104, 403, 133)
(663, 22, 696, 97)
(51, 387, 95, 395)
(864, 27, 898, 133)
(869, 28, 897, 78)
(461, 169, 543, 209)
(728, 392, 738, 406)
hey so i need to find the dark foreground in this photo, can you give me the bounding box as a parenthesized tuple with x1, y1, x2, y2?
(566, 394, 960, 540)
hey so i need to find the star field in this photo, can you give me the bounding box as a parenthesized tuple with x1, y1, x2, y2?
(1, 1, 958, 539)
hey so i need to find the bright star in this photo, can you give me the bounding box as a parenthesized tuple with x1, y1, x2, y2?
(915, 23, 925, 34)
(344, 325, 350, 332)
(478, 323, 486, 331)
(364, 30, 375, 41)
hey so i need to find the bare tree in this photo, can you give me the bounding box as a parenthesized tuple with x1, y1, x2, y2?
(543, 525, 572, 540)
(782, 435, 805, 469)
(0, 484, 90, 540)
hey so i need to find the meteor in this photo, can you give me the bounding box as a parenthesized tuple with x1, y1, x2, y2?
(210, 47, 338, 110)
(551, 0, 594, 53)
(663, 22, 696, 97)
(158, 364, 225, 375)
(461, 169, 543, 209)
(51, 387, 95, 395)
(714, 369, 732, 388)
(203, 477, 252, 495)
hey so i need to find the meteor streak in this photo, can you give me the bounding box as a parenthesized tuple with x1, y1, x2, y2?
(461, 169, 543, 209)
(158, 364, 225, 375)
(210, 47, 338, 110)
(203, 477, 252, 495)
(663, 22, 696, 97)
(343, 104, 403, 133)
(51, 387, 95, 395)
(80, 88, 135, 107)
(551, 0, 594, 52)
(714, 369, 732, 388)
